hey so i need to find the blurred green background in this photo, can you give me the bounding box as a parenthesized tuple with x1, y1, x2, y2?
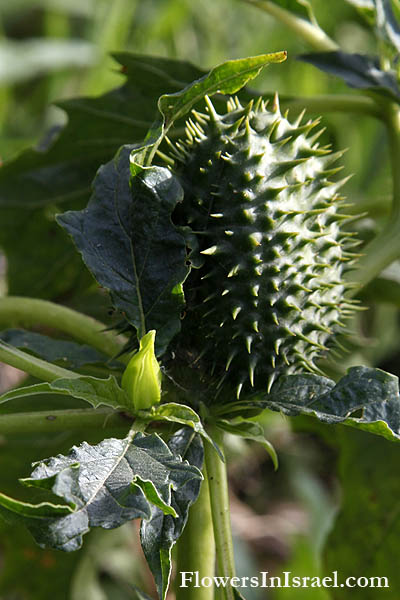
(0, 1, 399, 599)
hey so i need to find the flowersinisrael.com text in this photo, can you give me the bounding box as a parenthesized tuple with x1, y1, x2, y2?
(179, 571, 389, 590)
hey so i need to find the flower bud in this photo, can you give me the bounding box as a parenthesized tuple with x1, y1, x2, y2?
(122, 330, 161, 410)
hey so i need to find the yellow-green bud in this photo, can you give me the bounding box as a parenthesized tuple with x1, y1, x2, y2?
(121, 330, 161, 410)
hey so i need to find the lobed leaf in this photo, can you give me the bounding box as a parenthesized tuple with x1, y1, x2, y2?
(57, 148, 189, 354)
(0, 53, 206, 298)
(265, 366, 400, 442)
(140, 428, 203, 600)
(299, 51, 400, 102)
(0, 432, 202, 553)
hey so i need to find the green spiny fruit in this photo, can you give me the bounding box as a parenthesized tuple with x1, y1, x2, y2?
(169, 94, 359, 400)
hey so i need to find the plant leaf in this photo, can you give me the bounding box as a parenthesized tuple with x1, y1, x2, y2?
(141, 402, 217, 449)
(158, 52, 287, 129)
(264, 366, 400, 442)
(0, 53, 206, 299)
(216, 418, 278, 469)
(131, 51, 287, 166)
(57, 147, 189, 354)
(0, 375, 131, 411)
(0, 432, 202, 553)
(323, 429, 399, 597)
(299, 51, 400, 102)
(140, 428, 203, 600)
(0, 329, 119, 370)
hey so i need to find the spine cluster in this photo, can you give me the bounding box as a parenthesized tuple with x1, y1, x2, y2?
(169, 95, 359, 400)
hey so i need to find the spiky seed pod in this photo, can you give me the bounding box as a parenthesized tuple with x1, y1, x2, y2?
(169, 95, 358, 400)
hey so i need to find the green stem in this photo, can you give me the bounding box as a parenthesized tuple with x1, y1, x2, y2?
(204, 426, 236, 600)
(0, 408, 130, 435)
(176, 467, 215, 600)
(280, 93, 383, 120)
(241, 0, 338, 51)
(0, 339, 80, 382)
(0, 297, 127, 361)
(347, 101, 400, 290)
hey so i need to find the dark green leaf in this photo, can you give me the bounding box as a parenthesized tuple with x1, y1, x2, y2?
(0, 54, 204, 212)
(299, 51, 400, 102)
(0, 329, 119, 370)
(0, 204, 93, 299)
(324, 429, 397, 598)
(140, 428, 203, 600)
(0, 374, 130, 411)
(0, 53, 206, 299)
(264, 366, 400, 442)
(0, 432, 202, 552)
(57, 147, 189, 354)
(216, 418, 278, 469)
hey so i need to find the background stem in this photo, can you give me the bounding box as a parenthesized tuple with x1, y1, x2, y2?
(175, 467, 215, 600)
(204, 426, 236, 600)
(0, 339, 80, 382)
(0, 408, 130, 434)
(0, 297, 127, 360)
(241, 0, 338, 51)
(280, 93, 382, 120)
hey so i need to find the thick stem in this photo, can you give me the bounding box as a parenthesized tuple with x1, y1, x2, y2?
(204, 426, 236, 600)
(0, 339, 80, 382)
(0, 297, 127, 360)
(347, 102, 400, 290)
(175, 467, 215, 600)
(0, 408, 130, 435)
(242, 0, 338, 51)
(280, 93, 383, 120)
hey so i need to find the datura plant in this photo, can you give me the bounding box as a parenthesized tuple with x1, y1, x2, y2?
(1, 40, 400, 600)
